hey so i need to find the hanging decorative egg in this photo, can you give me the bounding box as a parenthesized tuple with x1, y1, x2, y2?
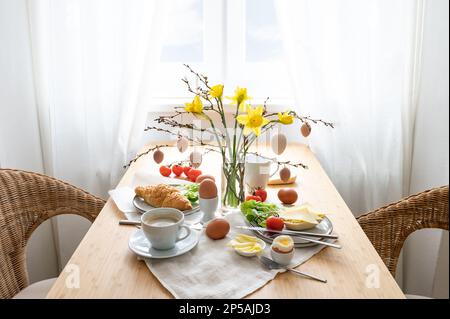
(271, 133, 287, 155)
(279, 166, 291, 182)
(189, 151, 202, 168)
(153, 149, 164, 164)
(176, 136, 189, 153)
(301, 122, 311, 137)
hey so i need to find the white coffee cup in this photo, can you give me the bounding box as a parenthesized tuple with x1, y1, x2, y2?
(141, 208, 191, 250)
(244, 154, 277, 191)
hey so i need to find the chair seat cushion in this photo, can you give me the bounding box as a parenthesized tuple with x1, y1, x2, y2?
(13, 278, 57, 299)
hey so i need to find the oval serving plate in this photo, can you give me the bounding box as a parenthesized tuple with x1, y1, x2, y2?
(248, 216, 334, 248)
(133, 184, 200, 216)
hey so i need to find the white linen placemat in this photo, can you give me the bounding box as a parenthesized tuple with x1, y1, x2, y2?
(143, 211, 332, 299)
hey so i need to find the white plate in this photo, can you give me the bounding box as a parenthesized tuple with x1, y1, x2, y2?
(128, 228, 200, 259)
(133, 195, 200, 216)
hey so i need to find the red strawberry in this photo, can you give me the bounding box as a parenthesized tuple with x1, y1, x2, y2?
(159, 165, 171, 177)
(172, 164, 183, 177)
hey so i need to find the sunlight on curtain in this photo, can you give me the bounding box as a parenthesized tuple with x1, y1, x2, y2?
(275, 0, 423, 214)
(27, 0, 168, 198)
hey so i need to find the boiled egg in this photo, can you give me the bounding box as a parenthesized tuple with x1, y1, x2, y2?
(271, 235, 294, 253)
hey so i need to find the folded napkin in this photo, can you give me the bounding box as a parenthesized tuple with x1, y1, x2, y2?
(144, 211, 331, 299)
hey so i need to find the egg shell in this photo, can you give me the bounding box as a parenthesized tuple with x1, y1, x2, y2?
(206, 218, 230, 240)
(177, 137, 189, 153)
(189, 151, 202, 168)
(199, 179, 218, 199)
(153, 149, 164, 164)
(271, 235, 294, 253)
(278, 188, 298, 205)
(279, 167, 291, 182)
(301, 123, 311, 137)
(196, 174, 215, 184)
(271, 133, 287, 155)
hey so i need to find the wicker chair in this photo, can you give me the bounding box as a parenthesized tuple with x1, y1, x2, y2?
(357, 185, 449, 278)
(0, 169, 106, 299)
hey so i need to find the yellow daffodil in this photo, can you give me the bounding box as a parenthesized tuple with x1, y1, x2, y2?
(236, 105, 269, 136)
(278, 111, 294, 125)
(209, 84, 224, 99)
(227, 86, 251, 111)
(184, 95, 203, 114)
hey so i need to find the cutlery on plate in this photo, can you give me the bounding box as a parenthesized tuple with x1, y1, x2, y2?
(259, 256, 327, 283)
(236, 225, 338, 239)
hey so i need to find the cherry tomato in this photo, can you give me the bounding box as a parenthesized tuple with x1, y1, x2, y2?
(159, 165, 171, 177)
(245, 195, 262, 202)
(172, 164, 183, 177)
(266, 216, 284, 231)
(253, 188, 267, 202)
(187, 169, 202, 182)
(183, 166, 192, 177)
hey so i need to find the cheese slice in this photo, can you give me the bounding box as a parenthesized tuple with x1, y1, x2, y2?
(279, 204, 325, 224)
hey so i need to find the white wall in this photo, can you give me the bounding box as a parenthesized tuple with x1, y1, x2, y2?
(403, 0, 449, 298)
(0, 0, 59, 283)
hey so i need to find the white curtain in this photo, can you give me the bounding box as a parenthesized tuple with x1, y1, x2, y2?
(275, 0, 424, 215)
(26, 0, 168, 198)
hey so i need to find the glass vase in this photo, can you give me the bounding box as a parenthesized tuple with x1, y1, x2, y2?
(221, 159, 245, 212)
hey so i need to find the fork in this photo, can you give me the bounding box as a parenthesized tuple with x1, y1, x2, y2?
(259, 256, 327, 283)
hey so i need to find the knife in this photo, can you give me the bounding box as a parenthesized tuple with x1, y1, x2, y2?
(236, 225, 338, 239)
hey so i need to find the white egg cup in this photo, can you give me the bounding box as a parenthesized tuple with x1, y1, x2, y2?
(270, 247, 294, 266)
(199, 196, 218, 222)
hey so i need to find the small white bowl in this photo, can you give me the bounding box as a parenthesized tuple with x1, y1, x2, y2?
(234, 238, 266, 257)
(270, 247, 294, 265)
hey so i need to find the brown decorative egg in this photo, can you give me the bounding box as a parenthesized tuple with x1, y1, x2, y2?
(206, 218, 230, 240)
(176, 137, 189, 153)
(279, 166, 291, 182)
(199, 179, 217, 199)
(271, 133, 287, 155)
(301, 123, 311, 137)
(196, 174, 215, 184)
(189, 151, 202, 168)
(278, 188, 298, 205)
(153, 149, 164, 164)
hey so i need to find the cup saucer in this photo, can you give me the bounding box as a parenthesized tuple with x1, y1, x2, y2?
(128, 227, 200, 259)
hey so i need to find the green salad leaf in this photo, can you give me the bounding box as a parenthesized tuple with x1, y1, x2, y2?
(182, 183, 199, 204)
(240, 200, 279, 227)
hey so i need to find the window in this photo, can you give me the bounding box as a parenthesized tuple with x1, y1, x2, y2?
(153, 0, 293, 104)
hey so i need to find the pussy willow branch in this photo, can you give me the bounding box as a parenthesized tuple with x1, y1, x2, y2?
(123, 144, 173, 168)
(183, 63, 211, 89)
(247, 151, 308, 170)
(144, 126, 221, 149)
(264, 111, 334, 128)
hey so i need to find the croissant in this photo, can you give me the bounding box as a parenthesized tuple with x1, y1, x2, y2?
(135, 184, 193, 211)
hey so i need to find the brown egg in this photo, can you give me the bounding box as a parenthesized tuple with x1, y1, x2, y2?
(301, 122, 311, 137)
(189, 151, 202, 168)
(153, 149, 164, 164)
(199, 179, 217, 199)
(278, 188, 298, 205)
(206, 218, 230, 240)
(176, 137, 189, 153)
(271, 133, 287, 155)
(196, 174, 215, 184)
(279, 166, 291, 182)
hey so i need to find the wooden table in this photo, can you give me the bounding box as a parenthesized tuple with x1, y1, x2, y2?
(47, 143, 404, 298)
